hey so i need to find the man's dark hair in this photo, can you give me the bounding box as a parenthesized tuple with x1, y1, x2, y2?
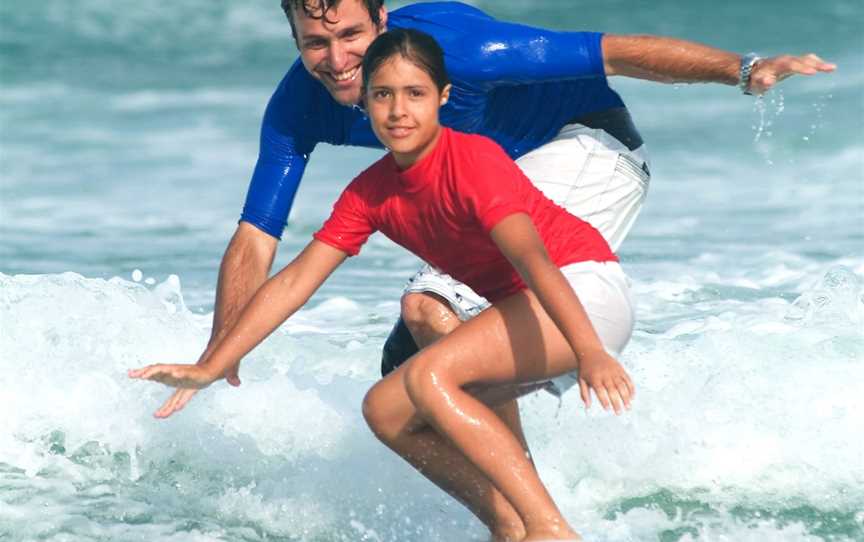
(362, 28, 450, 93)
(281, 0, 385, 40)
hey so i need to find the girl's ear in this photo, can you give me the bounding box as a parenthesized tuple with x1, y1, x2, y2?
(440, 84, 452, 106)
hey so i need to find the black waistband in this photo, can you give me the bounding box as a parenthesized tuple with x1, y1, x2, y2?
(569, 107, 644, 151)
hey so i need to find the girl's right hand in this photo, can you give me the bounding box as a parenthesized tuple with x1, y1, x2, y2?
(132, 363, 242, 419)
(577, 350, 635, 414)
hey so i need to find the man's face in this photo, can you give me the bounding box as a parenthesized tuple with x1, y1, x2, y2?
(292, 0, 387, 106)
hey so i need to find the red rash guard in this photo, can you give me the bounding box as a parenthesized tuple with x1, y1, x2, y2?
(314, 128, 617, 302)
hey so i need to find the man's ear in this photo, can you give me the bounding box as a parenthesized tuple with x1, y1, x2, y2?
(440, 84, 452, 106)
(378, 5, 388, 30)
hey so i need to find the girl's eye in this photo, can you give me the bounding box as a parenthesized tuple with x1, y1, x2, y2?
(410, 89, 425, 98)
(373, 90, 390, 99)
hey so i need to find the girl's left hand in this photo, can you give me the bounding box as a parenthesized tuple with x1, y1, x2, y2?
(577, 350, 635, 415)
(128, 364, 219, 389)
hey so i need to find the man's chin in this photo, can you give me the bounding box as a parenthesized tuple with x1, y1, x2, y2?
(327, 84, 362, 107)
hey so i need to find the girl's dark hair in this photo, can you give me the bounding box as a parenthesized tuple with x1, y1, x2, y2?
(281, 0, 385, 39)
(362, 28, 450, 93)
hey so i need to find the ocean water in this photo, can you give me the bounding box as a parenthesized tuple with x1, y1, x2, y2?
(1, 0, 863, 541)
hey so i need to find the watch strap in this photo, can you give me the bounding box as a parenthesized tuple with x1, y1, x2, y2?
(739, 52, 761, 95)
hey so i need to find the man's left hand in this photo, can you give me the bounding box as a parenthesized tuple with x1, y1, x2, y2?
(748, 53, 836, 95)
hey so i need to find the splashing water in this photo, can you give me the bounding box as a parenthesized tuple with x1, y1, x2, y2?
(1, 266, 862, 541)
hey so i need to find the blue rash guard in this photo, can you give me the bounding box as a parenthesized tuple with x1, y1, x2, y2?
(241, 1, 630, 239)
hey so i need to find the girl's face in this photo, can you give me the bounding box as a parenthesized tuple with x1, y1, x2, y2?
(365, 54, 450, 169)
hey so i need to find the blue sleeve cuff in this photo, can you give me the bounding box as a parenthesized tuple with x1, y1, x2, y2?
(239, 210, 286, 240)
(586, 31, 607, 78)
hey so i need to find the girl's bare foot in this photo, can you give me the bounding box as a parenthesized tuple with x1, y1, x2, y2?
(490, 523, 527, 542)
(521, 525, 582, 541)
(522, 538, 583, 542)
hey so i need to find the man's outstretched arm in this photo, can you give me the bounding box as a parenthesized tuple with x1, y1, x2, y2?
(209, 222, 279, 364)
(602, 34, 835, 94)
(151, 221, 277, 418)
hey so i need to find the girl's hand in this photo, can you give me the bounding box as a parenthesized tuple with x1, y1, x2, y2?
(577, 350, 635, 415)
(128, 363, 220, 390)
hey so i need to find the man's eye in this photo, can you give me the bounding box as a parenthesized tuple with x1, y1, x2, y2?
(410, 89, 425, 98)
(373, 90, 390, 99)
(304, 41, 326, 50)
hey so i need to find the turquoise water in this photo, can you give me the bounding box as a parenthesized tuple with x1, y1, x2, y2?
(1, 1, 863, 540)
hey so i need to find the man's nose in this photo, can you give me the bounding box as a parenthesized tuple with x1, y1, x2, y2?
(327, 41, 349, 72)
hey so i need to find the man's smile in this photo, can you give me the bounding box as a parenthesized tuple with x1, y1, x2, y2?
(321, 65, 361, 86)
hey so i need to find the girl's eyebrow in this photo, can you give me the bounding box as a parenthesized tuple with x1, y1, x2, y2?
(369, 84, 431, 90)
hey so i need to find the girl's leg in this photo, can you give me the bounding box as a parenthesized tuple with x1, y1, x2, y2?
(364, 362, 535, 541)
(402, 290, 594, 541)
(401, 291, 533, 453)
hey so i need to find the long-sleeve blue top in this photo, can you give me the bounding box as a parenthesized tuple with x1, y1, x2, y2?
(242, 1, 628, 239)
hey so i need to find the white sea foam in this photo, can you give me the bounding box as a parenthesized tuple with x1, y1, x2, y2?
(1, 265, 861, 541)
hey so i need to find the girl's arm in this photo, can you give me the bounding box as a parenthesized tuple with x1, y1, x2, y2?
(129, 241, 347, 407)
(490, 213, 634, 413)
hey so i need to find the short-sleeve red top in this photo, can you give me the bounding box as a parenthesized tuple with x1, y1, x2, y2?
(314, 128, 616, 302)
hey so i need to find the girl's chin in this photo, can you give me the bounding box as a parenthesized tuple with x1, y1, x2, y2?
(388, 141, 418, 153)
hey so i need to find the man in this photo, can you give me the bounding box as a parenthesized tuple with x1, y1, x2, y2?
(154, 0, 834, 417)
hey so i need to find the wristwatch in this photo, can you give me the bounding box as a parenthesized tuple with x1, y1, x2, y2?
(738, 52, 762, 95)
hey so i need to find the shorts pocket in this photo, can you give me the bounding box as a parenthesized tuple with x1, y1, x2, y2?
(615, 152, 650, 188)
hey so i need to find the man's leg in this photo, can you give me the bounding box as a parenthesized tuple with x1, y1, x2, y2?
(380, 318, 419, 377)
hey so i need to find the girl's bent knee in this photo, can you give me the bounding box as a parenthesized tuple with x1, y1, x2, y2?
(361, 385, 393, 439)
(404, 359, 447, 414)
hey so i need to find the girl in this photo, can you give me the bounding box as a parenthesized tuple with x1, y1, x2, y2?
(130, 29, 635, 542)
